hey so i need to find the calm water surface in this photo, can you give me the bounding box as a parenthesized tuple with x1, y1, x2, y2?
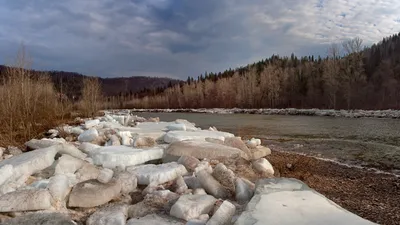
(136, 112, 400, 172)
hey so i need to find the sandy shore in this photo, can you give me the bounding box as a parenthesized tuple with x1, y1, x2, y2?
(266, 150, 400, 225)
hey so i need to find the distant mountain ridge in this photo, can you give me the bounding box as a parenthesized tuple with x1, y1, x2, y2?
(0, 65, 181, 98)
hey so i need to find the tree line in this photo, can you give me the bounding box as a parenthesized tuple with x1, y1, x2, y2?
(127, 33, 400, 110)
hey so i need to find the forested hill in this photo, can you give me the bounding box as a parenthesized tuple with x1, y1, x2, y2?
(0, 66, 180, 98)
(132, 32, 400, 110)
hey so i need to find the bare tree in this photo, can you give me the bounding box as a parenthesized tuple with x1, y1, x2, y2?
(323, 44, 341, 109)
(341, 37, 366, 109)
(343, 37, 363, 54)
(328, 43, 341, 59)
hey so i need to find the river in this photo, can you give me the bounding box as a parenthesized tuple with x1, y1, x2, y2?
(136, 112, 400, 174)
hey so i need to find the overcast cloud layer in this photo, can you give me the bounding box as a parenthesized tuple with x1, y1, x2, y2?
(0, 0, 399, 79)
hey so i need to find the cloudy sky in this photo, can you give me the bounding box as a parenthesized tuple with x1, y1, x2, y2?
(0, 0, 399, 79)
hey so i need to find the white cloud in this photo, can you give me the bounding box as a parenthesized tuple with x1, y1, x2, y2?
(0, 0, 399, 78)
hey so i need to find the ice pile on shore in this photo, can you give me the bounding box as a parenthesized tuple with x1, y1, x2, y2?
(131, 108, 400, 119)
(0, 111, 375, 224)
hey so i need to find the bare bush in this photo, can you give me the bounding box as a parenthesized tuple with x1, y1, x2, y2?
(0, 45, 67, 146)
(80, 77, 102, 117)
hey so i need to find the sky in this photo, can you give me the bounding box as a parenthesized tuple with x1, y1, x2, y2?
(0, 0, 399, 79)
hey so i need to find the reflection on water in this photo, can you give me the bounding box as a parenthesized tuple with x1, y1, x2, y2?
(136, 112, 400, 172)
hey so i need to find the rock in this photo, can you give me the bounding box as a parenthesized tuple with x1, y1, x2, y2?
(128, 202, 158, 218)
(0, 165, 13, 186)
(84, 119, 100, 129)
(116, 172, 138, 194)
(250, 146, 271, 160)
(54, 154, 85, 175)
(206, 200, 236, 225)
(196, 170, 228, 199)
(1, 212, 75, 225)
(91, 146, 164, 169)
(204, 138, 224, 145)
(129, 190, 179, 218)
(167, 140, 248, 161)
(164, 130, 234, 143)
(0, 146, 58, 179)
(127, 214, 183, 225)
(212, 163, 236, 192)
(68, 179, 122, 208)
(183, 176, 202, 189)
(25, 138, 66, 150)
(193, 188, 207, 195)
(134, 137, 156, 148)
(0, 189, 52, 212)
(127, 162, 188, 185)
(0, 147, 3, 158)
(87, 204, 128, 225)
(170, 194, 217, 221)
(97, 168, 114, 184)
(234, 178, 375, 225)
(78, 142, 100, 154)
(48, 174, 70, 209)
(174, 176, 188, 194)
(147, 190, 180, 207)
(130, 191, 144, 204)
(252, 158, 274, 175)
(235, 178, 254, 204)
(178, 155, 201, 172)
(224, 137, 252, 159)
(75, 163, 100, 182)
(194, 161, 213, 174)
(167, 124, 187, 131)
(78, 128, 99, 142)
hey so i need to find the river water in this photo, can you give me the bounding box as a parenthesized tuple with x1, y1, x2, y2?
(136, 112, 400, 173)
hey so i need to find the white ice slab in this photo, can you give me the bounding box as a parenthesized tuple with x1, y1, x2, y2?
(90, 146, 164, 169)
(84, 119, 100, 129)
(0, 189, 52, 212)
(78, 128, 99, 142)
(167, 140, 248, 160)
(0, 165, 13, 187)
(127, 162, 188, 185)
(170, 194, 217, 221)
(206, 200, 236, 225)
(164, 130, 235, 143)
(234, 178, 376, 225)
(87, 204, 128, 225)
(166, 124, 187, 131)
(0, 146, 58, 179)
(25, 138, 66, 150)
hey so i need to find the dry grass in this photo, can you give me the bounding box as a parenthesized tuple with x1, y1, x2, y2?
(0, 46, 74, 147)
(79, 77, 102, 117)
